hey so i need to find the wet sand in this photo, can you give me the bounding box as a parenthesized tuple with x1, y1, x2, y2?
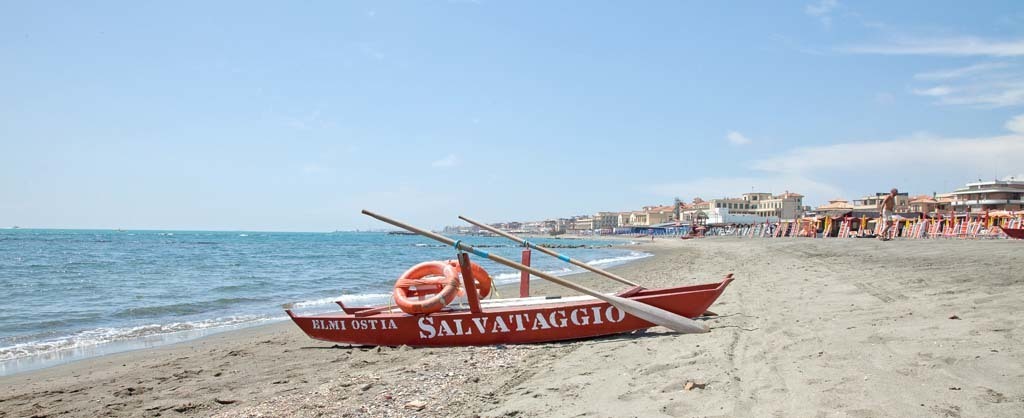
(2, 238, 1022, 417)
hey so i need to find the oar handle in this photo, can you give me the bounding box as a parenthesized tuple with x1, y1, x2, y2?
(458, 215, 639, 287)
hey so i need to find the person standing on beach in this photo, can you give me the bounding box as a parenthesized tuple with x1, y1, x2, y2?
(877, 188, 898, 240)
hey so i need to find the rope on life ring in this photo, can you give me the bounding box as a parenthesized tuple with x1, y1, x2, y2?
(393, 261, 461, 315)
(445, 259, 493, 299)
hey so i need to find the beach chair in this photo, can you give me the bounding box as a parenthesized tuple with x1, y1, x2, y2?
(837, 218, 851, 238)
(927, 219, 941, 239)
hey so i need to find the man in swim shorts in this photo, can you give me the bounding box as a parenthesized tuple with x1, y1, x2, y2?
(877, 188, 897, 240)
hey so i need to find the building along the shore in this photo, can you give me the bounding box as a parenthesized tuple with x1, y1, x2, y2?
(815, 198, 855, 217)
(593, 212, 620, 231)
(949, 179, 1024, 212)
(749, 191, 804, 220)
(684, 191, 803, 224)
(853, 192, 910, 212)
(907, 195, 937, 214)
(571, 218, 595, 232)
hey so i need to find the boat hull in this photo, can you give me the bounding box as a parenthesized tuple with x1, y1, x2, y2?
(286, 277, 733, 346)
(1001, 227, 1024, 239)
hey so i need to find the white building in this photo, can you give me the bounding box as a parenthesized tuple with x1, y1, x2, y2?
(949, 179, 1024, 212)
(704, 208, 779, 225)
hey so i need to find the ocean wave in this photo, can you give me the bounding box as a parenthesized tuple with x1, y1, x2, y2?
(0, 315, 275, 362)
(584, 251, 653, 266)
(291, 293, 393, 308)
(490, 267, 575, 285)
(211, 283, 267, 293)
(111, 297, 268, 319)
(0, 315, 104, 334)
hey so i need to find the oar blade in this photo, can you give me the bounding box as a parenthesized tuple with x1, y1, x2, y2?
(607, 295, 709, 334)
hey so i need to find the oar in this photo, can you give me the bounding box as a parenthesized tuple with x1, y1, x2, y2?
(459, 215, 639, 287)
(362, 210, 708, 334)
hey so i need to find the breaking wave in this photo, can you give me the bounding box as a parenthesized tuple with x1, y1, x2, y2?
(291, 293, 393, 309)
(0, 315, 276, 362)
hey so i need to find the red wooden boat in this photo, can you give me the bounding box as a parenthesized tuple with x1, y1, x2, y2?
(1000, 227, 1024, 239)
(285, 274, 733, 347)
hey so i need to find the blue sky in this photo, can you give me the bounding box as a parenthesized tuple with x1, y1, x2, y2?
(3, 1, 1024, 231)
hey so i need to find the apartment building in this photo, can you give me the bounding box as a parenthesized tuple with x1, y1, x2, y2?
(592, 212, 620, 230)
(675, 191, 802, 224)
(571, 218, 595, 232)
(949, 179, 1024, 212)
(753, 192, 805, 220)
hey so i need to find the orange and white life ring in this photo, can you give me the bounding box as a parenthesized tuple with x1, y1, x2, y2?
(445, 259, 492, 299)
(393, 261, 461, 315)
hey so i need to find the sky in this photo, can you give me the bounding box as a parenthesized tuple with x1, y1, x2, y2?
(2, 1, 1024, 231)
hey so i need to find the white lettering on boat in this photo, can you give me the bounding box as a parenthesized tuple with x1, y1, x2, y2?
(550, 310, 567, 328)
(512, 314, 527, 331)
(310, 318, 397, 332)
(471, 317, 489, 333)
(453, 319, 468, 335)
(591, 306, 604, 325)
(491, 316, 510, 333)
(418, 317, 436, 339)
(605, 306, 625, 322)
(531, 312, 551, 330)
(312, 307, 628, 340)
(415, 307, 627, 340)
(437, 320, 456, 337)
(570, 309, 590, 325)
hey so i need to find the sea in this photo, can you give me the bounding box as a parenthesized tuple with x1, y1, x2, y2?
(0, 229, 649, 376)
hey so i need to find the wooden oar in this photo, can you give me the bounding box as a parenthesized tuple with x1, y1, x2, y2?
(362, 210, 708, 334)
(459, 215, 639, 287)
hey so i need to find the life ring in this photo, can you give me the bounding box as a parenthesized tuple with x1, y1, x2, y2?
(445, 259, 492, 299)
(393, 261, 461, 315)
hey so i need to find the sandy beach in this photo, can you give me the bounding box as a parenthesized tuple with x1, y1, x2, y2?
(2, 238, 1022, 417)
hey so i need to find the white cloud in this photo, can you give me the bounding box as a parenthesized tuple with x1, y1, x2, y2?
(912, 65, 1024, 107)
(750, 133, 1024, 177)
(650, 115, 1024, 206)
(843, 37, 1024, 57)
(431, 154, 459, 168)
(933, 83, 1024, 107)
(912, 86, 953, 97)
(913, 62, 1011, 80)
(1008, 114, 1024, 134)
(842, 35, 1024, 107)
(884, 52, 1024, 107)
(726, 131, 752, 146)
(805, 0, 839, 27)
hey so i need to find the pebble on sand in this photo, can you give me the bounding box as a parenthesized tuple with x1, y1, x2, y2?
(404, 400, 427, 410)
